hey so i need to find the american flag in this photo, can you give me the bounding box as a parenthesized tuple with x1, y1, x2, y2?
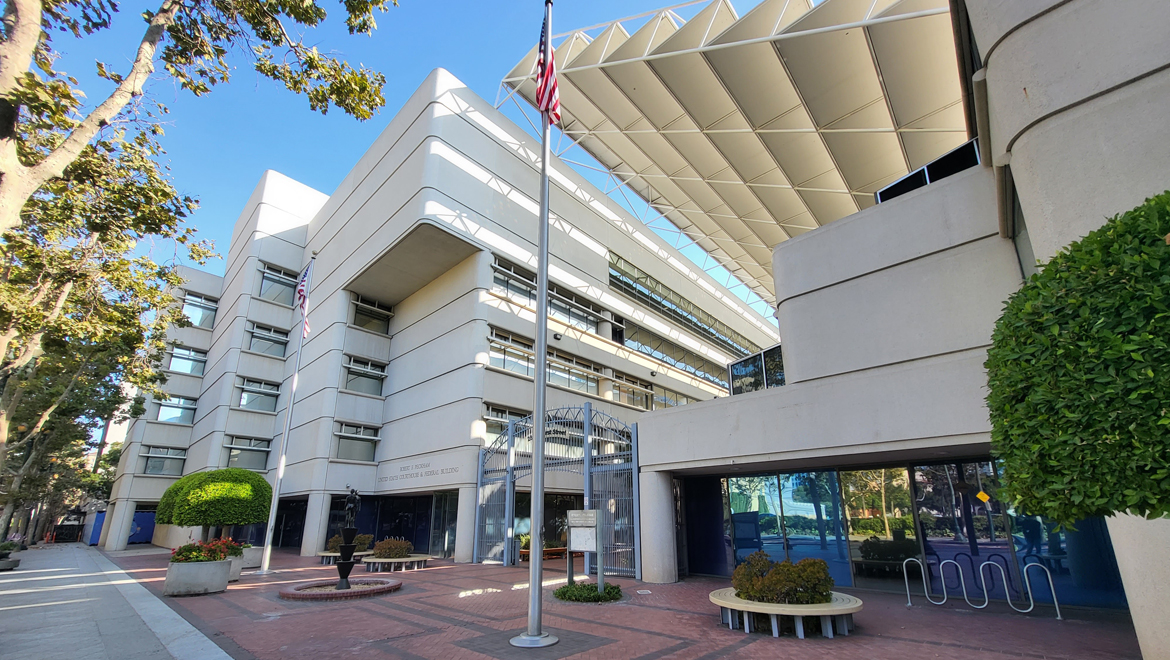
(295, 261, 313, 338)
(536, 11, 561, 125)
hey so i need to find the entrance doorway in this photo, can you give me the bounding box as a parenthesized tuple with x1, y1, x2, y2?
(429, 491, 459, 558)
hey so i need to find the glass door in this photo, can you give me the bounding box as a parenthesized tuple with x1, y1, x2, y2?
(429, 491, 459, 558)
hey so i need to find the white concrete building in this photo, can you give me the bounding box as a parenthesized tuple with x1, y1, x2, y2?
(102, 69, 777, 564)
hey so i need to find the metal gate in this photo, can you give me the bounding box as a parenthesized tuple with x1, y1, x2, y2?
(473, 402, 641, 579)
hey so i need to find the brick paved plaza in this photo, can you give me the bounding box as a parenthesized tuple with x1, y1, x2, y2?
(104, 548, 1140, 660)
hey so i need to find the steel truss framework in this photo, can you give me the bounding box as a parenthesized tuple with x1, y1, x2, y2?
(500, 0, 969, 307)
(474, 403, 641, 579)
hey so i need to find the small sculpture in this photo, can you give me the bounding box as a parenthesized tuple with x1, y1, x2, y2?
(344, 487, 361, 529)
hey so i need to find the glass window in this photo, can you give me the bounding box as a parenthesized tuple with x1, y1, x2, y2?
(624, 322, 729, 390)
(238, 379, 280, 412)
(762, 345, 785, 388)
(182, 293, 218, 329)
(652, 384, 696, 410)
(258, 265, 297, 306)
(336, 423, 379, 461)
(547, 350, 599, 395)
(248, 323, 289, 357)
(488, 330, 535, 377)
(609, 254, 761, 358)
(779, 471, 852, 586)
(613, 373, 652, 410)
(345, 358, 386, 396)
(142, 446, 186, 475)
(492, 258, 602, 334)
(730, 354, 764, 395)
(169, 347, 207, 376)
(353, 296, 393, 334)
(840, 467, 918, 592)
(484, 405, 529, 445)
(225, 437, 271, 470)
(157, 397, 197, 424)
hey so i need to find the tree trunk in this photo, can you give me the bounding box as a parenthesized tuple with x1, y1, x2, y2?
(880, 469, 891, 538)
(0, 498, 15, 540)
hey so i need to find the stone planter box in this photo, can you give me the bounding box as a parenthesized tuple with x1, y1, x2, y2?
(164, 560, 231, 596)
(229, 556, 243, 582)
(241, 546, 263, 569)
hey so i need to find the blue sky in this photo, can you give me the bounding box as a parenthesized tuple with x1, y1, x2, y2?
(54, 0, 776, 318)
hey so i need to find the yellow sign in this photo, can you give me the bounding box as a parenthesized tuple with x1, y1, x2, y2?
(976, 490, 991, 503)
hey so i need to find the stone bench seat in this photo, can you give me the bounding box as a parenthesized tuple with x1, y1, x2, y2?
(362, 555, 431, 572)
(316, 551, 373, 565)
(708, 588, 863, 639)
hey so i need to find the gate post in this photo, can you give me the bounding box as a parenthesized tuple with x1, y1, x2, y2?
(504, 421, 517, 567)
(632, 422, 643, 581)
(582, 402, 593, 575)
(473, 448, 484, 563)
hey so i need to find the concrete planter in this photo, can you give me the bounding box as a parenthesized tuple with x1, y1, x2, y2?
(228, 556, 243, 582)
(241, 546, 263, 569)
(163, 559, 231, 596)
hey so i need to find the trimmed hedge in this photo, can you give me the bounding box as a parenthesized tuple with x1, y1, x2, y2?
(163, 468, 273, 528)
(372, 538, 413, 558)
(732, 551, 833, 605)
(554, 582, 622, 603)
(986, 192, 1170, 524)
(326, 534, 373, 552)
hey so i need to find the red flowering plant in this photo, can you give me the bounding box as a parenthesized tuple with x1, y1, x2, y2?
(206, 538, 245, 558)
(170, 541, 229, 563)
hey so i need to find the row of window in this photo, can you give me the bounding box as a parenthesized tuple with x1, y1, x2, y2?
(609, 254, 761, 359)
(620, 321, 730, 389)
(492, 259, 604, 334)
(139, 421, 383, 475)
(487, 329, 697, 410)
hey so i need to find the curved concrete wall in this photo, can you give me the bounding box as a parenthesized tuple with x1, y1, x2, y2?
(968, 0, 1170, 261)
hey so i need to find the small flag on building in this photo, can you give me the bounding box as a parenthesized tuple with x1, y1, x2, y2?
(295, 261, 314, 338)
(536, 12, 561, 125)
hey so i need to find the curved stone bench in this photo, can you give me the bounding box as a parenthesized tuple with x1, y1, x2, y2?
(317, 551, 373, 565)
(362, 554, 431, 572)
(708, 588, 862, 639)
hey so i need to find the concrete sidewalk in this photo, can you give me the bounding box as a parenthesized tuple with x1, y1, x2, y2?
(0, 543, 232, 660)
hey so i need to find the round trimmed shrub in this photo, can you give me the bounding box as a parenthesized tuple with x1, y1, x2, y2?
(156, 472, 201, 524)
(326, 534, 373, 552)
(372, 538, 413, 558)
(168, 468, 272, 528)
(986, 192, 1170, 524)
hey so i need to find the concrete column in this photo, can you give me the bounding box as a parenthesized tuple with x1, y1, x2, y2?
(601, 367, 615, 402)
(97, 504, 115, 548)
(1106, 514, 1170, 659)
(454, 485, 478, 563)
(300, 492, 332, 557)
(639, 470, 678, 584)
(102, 500, 137, 552)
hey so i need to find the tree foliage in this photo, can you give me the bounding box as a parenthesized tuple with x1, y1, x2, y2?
(986, 192, 1170, 524)
(166, 468, 272, 527)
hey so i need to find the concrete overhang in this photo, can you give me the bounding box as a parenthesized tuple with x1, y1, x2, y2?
(346, 221, 483, 306)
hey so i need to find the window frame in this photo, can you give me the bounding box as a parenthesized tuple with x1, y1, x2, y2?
(344, 357, 386, 396)
(258, 264, 298, 306)
(168, 347, 208, 376)
(491, 258, 603, 334)
(156, 396, 197, 424)
(247, 322, 290, 357)
(224, 436, 272, 470)
(335, 422, 379, 462)
(238, 378, 281, 412)
(352, 295, 393, 335)
(141, 446, 187, 475)
(181, 293, 218, 329)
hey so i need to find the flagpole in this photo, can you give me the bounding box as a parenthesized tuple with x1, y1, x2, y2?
(257, 253, 316, 575)
(511, 0, 558, 649)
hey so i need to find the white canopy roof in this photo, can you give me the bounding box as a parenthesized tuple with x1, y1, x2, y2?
(504, 0, 967, 305)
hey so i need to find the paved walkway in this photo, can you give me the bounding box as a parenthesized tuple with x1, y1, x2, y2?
(104, 548, 1140, 660)
(0, 544, 230, 660)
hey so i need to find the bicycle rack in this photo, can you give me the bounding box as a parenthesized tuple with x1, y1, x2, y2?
(903, 557, 1062, 620)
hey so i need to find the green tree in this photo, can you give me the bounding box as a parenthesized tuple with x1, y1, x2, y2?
(0, 0, 400, 234)
(986, 192, 1170, 524)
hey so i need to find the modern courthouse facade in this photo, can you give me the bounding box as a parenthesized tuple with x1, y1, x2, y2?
(103, 0, 1170, 655)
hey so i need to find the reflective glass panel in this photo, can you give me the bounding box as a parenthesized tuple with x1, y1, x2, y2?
(840, 467, 920, 592)
(726, 476, 784, 565)
(779, 471, 851, 586)
(730, 354, 764, 395)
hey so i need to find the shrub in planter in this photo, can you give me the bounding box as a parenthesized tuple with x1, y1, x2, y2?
(731, 551, 833, 605)
(372, 538, 413, 558)
(326, 533, 373, 552)
(207, 538, 245, 581)
(554, 582, 622, 603)
(986, 192, 1170, 524)
(165, 542, 231, 596)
